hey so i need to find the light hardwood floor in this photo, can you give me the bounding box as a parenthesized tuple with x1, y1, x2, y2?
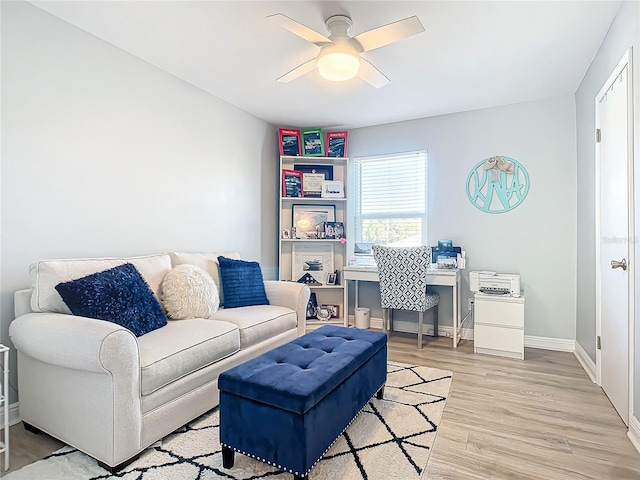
(2, 334, 640, 479)
(388, 334, 640, 480)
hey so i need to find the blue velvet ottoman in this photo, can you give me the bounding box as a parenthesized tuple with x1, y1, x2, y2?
(219, 325, 387, 479)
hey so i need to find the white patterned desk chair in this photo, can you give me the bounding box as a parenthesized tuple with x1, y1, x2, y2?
(372, 245, 440, 349)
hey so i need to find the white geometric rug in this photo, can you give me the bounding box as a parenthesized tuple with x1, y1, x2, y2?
(4, 362, 452, 480)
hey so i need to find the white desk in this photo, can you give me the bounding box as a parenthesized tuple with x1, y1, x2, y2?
(342, 265, 462, 348)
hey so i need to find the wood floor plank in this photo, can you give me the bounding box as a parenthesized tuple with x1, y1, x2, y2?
(464, 429, 629, 480)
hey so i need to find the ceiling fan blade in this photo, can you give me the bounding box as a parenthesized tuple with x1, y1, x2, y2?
(357, 58, 390, 89)
(277, 58, 318, 83)
(267, 13, 331, 45)
(354, 16, 425, 52)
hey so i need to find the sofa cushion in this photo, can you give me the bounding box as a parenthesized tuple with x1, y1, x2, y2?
(217, 256, 269, 308)
(55, 263, 168, 337)
(212, 305, 297, 349)
(160, 264, 220, 320)
(170, 252, 241, 307)
(30, 253, 172, 314)
(137, 318, 240, 396)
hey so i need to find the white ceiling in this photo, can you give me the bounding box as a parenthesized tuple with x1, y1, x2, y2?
(30, 1, 621, 130)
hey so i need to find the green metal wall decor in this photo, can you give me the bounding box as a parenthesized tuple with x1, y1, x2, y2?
(466, 156, 529, 213)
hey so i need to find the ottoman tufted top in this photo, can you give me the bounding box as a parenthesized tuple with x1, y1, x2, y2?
(219, 325, 387, 414)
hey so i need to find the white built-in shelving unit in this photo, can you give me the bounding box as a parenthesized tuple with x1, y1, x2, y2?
(278, 155, 348, 329)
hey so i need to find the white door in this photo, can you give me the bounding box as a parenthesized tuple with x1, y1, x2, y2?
(597, 56, 631, 426)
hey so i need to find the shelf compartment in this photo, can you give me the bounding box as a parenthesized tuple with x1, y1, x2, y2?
(281, 197, 346, 202)
(281, 239, 345, 243)
(306, 319, 344, 326)
(281, 155, 348, 164)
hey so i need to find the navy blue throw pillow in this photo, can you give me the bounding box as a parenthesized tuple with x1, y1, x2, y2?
(55, 263, 168, 336)
(217, 256, 269, 308)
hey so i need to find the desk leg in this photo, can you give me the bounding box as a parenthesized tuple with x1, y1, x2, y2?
(453, 276, 460, 348)
(458, 276, 462, 344)
(344, 279, 360, 328)
(354, 280, 359, 310)
(344, 279, 349, 327)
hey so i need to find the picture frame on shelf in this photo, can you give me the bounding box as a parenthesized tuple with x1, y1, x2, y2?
(297, 272, 321, 285)
(321, 180, 344, 198)
(326, 273, 337, 285)
(301, 172, 325, 198)
(292, 204, 336, 239)
(323, 221, 345, 240)
(323, 222, 336, 240)
(282, 228, 291, 239)
(302, 128, 324, 156)
(321, 304, 340, 318)
(325, 131, 348, 157)
(306, 292, 318, 319)
(293, 244, 334, 285)
(294, 164, 333, 198)
(278, 128, 302, 156)
(281, 169, 303, 198)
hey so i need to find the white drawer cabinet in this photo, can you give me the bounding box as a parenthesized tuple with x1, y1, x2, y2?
(474, 293, 524, 360)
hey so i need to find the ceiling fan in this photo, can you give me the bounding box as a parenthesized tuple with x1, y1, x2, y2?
(267, 13, 425, 88)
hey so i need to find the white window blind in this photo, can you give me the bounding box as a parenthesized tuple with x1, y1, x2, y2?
(354, 151, 427, 246)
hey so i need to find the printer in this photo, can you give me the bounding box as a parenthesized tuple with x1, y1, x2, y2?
(469, 271, 521, 297)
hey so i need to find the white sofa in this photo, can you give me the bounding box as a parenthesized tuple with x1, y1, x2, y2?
(9, 252, 310, 471)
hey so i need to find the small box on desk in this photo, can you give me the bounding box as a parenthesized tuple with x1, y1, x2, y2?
(431, 245, 461, 267)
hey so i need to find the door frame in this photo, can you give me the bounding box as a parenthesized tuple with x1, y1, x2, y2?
(594, 48, 635, 425)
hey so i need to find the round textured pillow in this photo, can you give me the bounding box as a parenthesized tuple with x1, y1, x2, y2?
(161, 264, 220, 320)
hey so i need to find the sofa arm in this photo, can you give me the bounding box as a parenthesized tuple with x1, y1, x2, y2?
(263, 281, 310, 336)
(10, 312, 143, 466)
(10, 312, 139, 373)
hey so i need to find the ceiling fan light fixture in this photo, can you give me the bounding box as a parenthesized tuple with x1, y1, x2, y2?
(317, 41, 360, 82)
(270, 13, 423, 87)
(317, 52, 360, 81)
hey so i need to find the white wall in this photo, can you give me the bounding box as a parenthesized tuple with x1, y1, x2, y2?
(574, 0, 640, 417)
(1, 1, 277, 403)
(347, 97, 577, 342)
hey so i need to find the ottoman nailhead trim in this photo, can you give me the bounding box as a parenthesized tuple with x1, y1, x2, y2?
(221, 443, 301, 476)
(222, 387, 383, 477)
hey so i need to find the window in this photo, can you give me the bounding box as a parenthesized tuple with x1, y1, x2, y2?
(353, 151, 427, 247)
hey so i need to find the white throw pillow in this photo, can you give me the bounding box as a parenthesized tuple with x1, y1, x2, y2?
(169, 251, 241, 306)
(160, 264, 220, 320)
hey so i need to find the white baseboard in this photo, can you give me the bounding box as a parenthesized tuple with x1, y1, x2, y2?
(11, 402, 20, 426)
(629, 414, 640, 454)
(353, 315, 577, 353)
(460, 325, 474, 341)
(354, 316, 576, 352)
(574, 342, 597, 383)
(524, 335, 575, 352)
(0, 402, 21, 429)
(359, 316, 473, 340)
